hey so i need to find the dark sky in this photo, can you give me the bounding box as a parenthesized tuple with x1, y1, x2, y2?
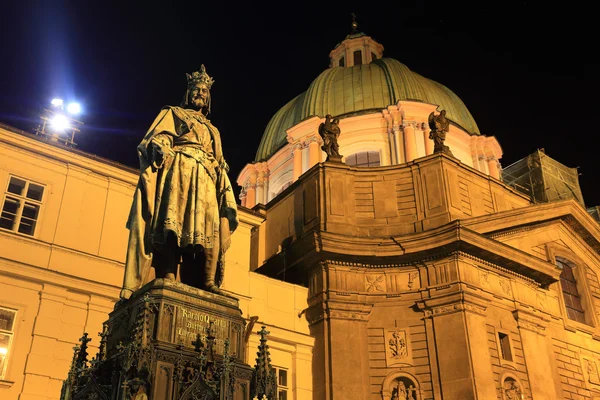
(1, 1, 598, 206)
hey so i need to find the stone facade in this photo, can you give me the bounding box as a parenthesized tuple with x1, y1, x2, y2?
(251, 152, 600, 400)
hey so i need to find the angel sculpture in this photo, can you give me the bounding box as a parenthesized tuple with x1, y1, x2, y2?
(428, 109, 453, 156)
(318, 114, 343, 162)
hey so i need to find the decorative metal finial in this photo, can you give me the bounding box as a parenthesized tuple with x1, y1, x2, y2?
(351, 12, 358, 34)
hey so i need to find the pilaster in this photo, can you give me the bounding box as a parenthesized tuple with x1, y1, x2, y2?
(512, 308, 561, 399)
(403, 122, 418, 162)
(292, 143, 303, 182)
(307, 136, 321, 167)
(423, 126, 434, 155)
(418, 290, 496, 400)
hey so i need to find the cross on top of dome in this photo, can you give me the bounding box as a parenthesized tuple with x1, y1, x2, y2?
(351, 12, 358, 34)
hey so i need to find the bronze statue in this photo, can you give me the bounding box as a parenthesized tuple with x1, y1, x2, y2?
(428, 109, 453, 156)
(318, 114, 343, 162)
(121, 65, 238, 299)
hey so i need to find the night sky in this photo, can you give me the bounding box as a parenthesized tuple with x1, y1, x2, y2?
(1, 1, 598, 206)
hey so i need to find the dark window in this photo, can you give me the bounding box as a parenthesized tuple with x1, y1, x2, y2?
(1, 177, 44, 236)
(339, 56, 345, 67)
(371, 52, 377, 61)
(346, 152, 381, 167)
(276, 368, 288, 400)
(498, 332, 513, 362)
(353, 50, 362, 65)
(558, 259, 587, 324)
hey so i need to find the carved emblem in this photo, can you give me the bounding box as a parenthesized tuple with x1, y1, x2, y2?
(385, 330, 410, 366)
(365, 275, 385, 292)
(407, 271, 419, 289)
(389, 331, 408, 358)
(478, 270, 490, 287)
(499, 279, 512, 296)
(536, 293, 547, 311)
(584, 357, 600, 385)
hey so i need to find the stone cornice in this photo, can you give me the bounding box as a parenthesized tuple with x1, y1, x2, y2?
(512, 308, 551, 336)
(0, 123, 138, 184)
(314, 221, 560, 286)
(327, 302, 373, 322)
(417, 290, 491, 317)
(462, 199, 600, 256)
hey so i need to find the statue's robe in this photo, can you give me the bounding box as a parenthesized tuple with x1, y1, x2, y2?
(121, 106, 238, 299)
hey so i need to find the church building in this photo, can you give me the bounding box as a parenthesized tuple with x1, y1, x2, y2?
(1, 28, 599, 400)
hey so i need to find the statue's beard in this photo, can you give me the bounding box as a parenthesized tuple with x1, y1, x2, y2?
(189, 96, 205, 111)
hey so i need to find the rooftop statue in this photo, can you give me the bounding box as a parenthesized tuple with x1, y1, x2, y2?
(318, 114, 343, 162)
(428, 109, 454, 157)
(120, 65, 238, 299)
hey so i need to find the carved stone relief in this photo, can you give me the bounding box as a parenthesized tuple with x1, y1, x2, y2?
(499, 279, 512, 296)
(408, 272, 419, 289)
(583, 356, 600, 386)
(385, 329, 411, 367)
(478, 270, 490, 287)
(366, 274, 386, 292)
(536, 293, 548, 311)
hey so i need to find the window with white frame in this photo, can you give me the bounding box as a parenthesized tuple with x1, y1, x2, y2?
(0, 307, 17, 380)
(275, 367, 288, 400)
(0, 176, 44, 236)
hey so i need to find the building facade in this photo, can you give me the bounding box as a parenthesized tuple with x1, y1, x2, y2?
(1, 30, 600, 400)
(0, 124, 312, 400)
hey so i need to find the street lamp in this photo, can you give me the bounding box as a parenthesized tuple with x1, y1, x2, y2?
(34, 98, 83, 146)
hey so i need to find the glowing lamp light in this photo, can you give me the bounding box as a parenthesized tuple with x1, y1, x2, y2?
(50, 114, 70, 132)
(51, 98, 64, 107)
(0, 347, 7, 355)
(67, 102, 81, 115)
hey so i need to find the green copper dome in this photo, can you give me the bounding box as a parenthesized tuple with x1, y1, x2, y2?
(255, 58, 480, 162)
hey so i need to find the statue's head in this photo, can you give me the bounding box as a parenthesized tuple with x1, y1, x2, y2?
(181, 65, 214, 114)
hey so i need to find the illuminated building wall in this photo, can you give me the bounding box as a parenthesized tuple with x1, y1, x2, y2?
(0, 124, 312, 400)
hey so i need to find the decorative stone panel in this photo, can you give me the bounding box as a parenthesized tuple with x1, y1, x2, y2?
(384, 329, 411, 367)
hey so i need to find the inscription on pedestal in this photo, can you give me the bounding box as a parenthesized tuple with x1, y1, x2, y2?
(175, 306, 230, 354)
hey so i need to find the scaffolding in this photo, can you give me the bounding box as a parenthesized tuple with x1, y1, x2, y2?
(502, 149, 585, 207)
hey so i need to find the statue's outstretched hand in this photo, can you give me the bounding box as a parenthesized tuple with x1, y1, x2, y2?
(150, 139, 174, 169)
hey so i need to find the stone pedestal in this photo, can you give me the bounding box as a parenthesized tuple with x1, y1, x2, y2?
(62, 279, 254, 400)
(108, 279, 253, 400)
(325, 154, 344, 163)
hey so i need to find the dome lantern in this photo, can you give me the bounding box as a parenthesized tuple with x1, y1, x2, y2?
(329, 15, 384, 68)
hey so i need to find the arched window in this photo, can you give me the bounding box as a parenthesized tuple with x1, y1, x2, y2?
(557, 258, 587, 324)
(271, 181, 292, 200)
(353, 50, 362, 65)
(346, 151, 380, 167)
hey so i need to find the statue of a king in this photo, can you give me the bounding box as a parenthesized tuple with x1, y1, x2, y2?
(120, 65, 238, 300)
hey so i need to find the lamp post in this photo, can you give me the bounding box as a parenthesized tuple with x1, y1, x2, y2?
(34, 98, 83, 147)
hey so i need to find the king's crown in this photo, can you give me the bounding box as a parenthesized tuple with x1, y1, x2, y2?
(186, 65, 214, 89)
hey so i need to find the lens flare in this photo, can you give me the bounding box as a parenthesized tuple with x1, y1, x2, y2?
(50, 114, 70, 131)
